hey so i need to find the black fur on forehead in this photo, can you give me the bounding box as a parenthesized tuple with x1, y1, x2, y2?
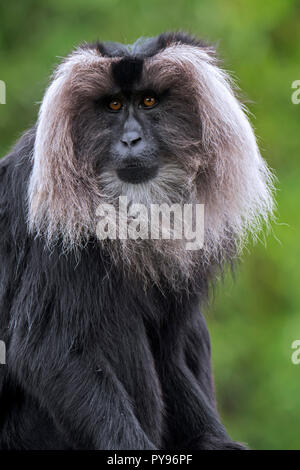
(84, 31, 211, 59)
(111, 57, 144, 91)
(83, 32, 212, 91)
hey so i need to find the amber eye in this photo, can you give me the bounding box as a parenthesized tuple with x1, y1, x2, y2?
(143, 96, 157, 108)
(108, 99, 122, 111)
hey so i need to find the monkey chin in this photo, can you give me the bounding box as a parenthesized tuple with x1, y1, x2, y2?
(116, 164, 159, 184)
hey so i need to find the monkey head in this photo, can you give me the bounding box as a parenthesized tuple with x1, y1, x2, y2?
(28, 33, 274, 288)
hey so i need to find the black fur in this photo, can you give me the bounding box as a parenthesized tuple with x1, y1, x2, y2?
(86, 31, 210, 59)
(111, 57, 144, 92)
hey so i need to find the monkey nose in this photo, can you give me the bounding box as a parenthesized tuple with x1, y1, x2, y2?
(120, 132, 142, 147)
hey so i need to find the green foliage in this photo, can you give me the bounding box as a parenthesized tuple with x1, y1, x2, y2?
(0, 0, 299, 449)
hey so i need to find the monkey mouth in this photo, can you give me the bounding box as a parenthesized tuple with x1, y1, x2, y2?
(116, 164, 159, 184)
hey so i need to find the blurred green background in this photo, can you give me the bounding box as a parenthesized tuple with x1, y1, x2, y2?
(0, 0, 299, 450)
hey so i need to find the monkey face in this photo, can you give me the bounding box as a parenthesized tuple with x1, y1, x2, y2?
(94, 90, 162, 185)
(28, 33, 273, 269)
(70, 53, 202, 195)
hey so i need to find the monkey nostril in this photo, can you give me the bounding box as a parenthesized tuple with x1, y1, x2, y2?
(121, 133, 142, 147)
(131, 136, 142, 146)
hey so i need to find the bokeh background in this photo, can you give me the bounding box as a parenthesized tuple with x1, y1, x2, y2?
(0, 0, 299, 450)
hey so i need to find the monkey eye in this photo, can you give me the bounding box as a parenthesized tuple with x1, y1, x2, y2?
(142, 96, 157, 108)
(108, 99, 123, 111)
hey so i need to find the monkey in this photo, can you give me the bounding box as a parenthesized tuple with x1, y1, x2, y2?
(0, 32, 274, 450)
